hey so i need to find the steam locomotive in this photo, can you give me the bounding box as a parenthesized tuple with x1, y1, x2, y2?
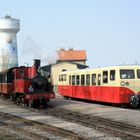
(0, 60, 55, 108)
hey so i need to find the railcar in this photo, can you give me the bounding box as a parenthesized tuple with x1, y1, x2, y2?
(0, 60, 55, 108)
(58, 66, 140, 107)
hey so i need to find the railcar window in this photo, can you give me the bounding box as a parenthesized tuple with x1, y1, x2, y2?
(59, 75, 62, 81)
(61, 75, 63, 81)
(103, 71, 108, 83)
(64, 74, 67, 81)
(76, 75, 80, 85)
(81, 75, 85, 85)
(59, 75, 61, 81)
(92, 74, 96, 85)
(120, 70, 135, 79)
(98, 74, 101, 85)
(110, 70, 115, 81)
(69, 75, 71, 85)
(86, 74, 90, 85)
(63, 74, 66, 81)
(137, 70, 140, 79)
(72, 75, 75, 85)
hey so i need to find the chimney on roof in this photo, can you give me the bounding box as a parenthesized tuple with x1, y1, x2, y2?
(60, 47, 65, 51)
(69, 47, 73, 50)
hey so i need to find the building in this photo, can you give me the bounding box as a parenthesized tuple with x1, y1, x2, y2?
(42, 48, 88, 92)
(57, 48, 87, 65)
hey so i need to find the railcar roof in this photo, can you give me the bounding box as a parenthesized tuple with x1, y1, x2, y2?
(59, 65, 140, 74)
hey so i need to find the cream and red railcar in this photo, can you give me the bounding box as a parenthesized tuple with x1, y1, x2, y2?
(58, 66, 140, 107)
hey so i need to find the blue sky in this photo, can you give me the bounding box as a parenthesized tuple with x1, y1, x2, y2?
(0, 0, 140, 67)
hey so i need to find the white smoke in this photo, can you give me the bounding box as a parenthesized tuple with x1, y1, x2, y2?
(21, 36, 58, 66)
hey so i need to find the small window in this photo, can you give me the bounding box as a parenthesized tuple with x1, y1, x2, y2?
(137, 70, 140, 79)
(76, 75, 80, 85)
(72, 75, 75, 85)
(120, 70, 135, 79)
(20, 69, 25, 78)
(92, 74, 96, 85)
(103, 71, 108, 83)
(110, 70, 115, 81)
(69, 75, 71, 85)
(98, 74, 101, 85)
(81, 75, 85, 85)
(86, 74, 90, 85)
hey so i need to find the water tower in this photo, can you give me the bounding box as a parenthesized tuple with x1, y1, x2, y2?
(0, 15, 20, 71)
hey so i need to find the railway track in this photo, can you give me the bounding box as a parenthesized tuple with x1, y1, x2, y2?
(1, 96, 140, 139)
(0, 112, 85, 140)
(38, 107, 140, 140)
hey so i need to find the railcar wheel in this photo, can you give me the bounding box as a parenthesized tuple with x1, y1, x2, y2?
(120, 104, 128, 108)
(130, 95, 140, 108)
(63, 96, 69, 100)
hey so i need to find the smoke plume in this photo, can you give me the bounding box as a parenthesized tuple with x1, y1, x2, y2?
(20, 36, 58, 66)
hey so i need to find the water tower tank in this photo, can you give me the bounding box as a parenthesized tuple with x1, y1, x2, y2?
(0, 15, 20, 71)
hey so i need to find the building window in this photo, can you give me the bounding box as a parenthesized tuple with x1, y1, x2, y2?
(81, 75, 85, 85)
(86, 74, 90, 85)
(103, 71, 108, 83)
(72, 75, 75, 85)
(110, 70, 115, 81)
(76, 75, 80, 85)
(92, 74, 96, 85)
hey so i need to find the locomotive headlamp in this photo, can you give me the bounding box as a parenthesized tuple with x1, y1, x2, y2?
(121, 81, 125, 86)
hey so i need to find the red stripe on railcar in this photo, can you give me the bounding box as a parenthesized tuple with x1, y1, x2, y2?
(58, 85, 134, 104)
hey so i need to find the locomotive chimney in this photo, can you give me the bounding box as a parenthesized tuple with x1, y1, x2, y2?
(34, 59, 41, 70)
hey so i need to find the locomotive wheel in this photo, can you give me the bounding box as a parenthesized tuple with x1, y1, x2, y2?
(42, 99, 47, 108)
(39, 97, 47, 108)
(15, 97, 21, 104)
(29, 99, 36, 108)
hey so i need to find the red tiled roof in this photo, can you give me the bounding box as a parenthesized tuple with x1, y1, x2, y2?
(57, 50, 86, 61)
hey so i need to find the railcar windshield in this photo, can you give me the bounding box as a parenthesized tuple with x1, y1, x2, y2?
(120, 69, 135, 79)
(137, 69, 140, 79)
